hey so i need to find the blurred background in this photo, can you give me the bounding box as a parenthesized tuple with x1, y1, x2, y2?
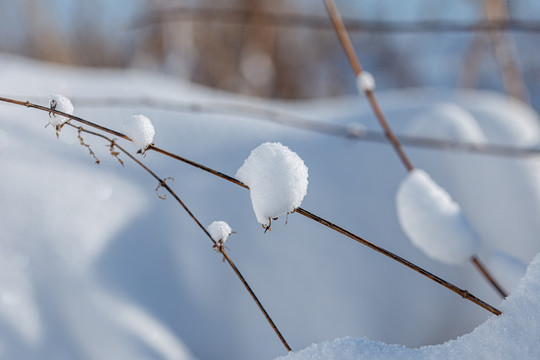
(0, 0, 539, 108)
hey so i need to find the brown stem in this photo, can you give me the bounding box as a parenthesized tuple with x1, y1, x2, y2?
(64, 123, 292, 351)
(220, 248, 292, 351)
(471, 255, 508, 298)
(0, 95, 502, 315)
(324, 0, 506, 301)
(323, 0, 414, 172)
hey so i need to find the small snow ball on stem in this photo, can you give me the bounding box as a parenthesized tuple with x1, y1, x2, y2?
(122, 114, 155, 154)
(236, 142, 308, 232)
(208, 221, 233, 252)
(396, 169, 480, 265)
(356, 71, 375, 93)
(48, 94, 74, 130)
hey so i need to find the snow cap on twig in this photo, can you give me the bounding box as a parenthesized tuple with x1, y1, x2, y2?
(207, 221, 233, 244)
(356, 71, 375, 93)
(122, 114, 155, 152)
(236, 142, 308, 227)
(396, 169, 480, 265)
(49, 94, 74, 126)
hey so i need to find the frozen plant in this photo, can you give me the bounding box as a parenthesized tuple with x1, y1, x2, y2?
(48, 94, 74, 126)
(236, 142, 308, 229)
(207, 221, 233, 244)
(122, 115, 155, 153)
(396, 169, 480, 265)
(356, 71, 375, 93)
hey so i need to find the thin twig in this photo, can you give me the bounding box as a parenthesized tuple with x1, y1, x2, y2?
(219, 247, 292, 351)
(471, 255, 508, 298)
(323, 0, 413, 171)
(59, 122, 292, 352)
(131, 6, 540, 33)
(323, 0, 507, 299)
(0, 96, 502, 315)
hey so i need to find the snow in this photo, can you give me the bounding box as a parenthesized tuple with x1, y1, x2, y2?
(396, 169, 480, 265)
(356, 71, 375, 92)
(235, 142, 308, 227)
(3, 55, 540, 360)
(207, 221, 233, 244)
(48, 94, 74, 126)
(279, 251, 540, 360)
(487, 251, 527, 294)
(122, 114, 155, 151)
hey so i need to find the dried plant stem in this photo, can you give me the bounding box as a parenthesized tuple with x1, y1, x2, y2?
(58, 122, 292, 352)
(0, 96, 502, 315)
(471, 256, 508, 298)
(323, 0, 413, 172)
(323, 0, 507, 299)
(219, 248, 292, 351)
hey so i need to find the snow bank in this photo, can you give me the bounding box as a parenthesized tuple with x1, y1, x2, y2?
(122, 114, 155, 152)
(48, 94, 73, 126)
(207, 221, 233, 244)
(396, 169, 480, 265)
(236, 142, 308, 227)
(278, 251, 540, 360)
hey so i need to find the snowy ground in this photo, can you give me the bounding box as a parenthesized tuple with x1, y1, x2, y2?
(1, 54, 540, 359)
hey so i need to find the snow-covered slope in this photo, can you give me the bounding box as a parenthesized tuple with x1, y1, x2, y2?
(1, 54, 540, 359)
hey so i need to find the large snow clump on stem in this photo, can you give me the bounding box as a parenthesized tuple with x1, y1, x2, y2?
(49, 94, 74, 126)
(396, 169, 480, 265)
(122, 114, 155, 152)
(236, 142, 308, 226)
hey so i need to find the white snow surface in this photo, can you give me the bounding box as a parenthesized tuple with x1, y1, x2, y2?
(396, 169, 480, 265)
(279, 251, 540, 360)
(356, 71, 375, 92)
(48, 94, 74, 126)
(207, 221, 233, 243)
(236, 142, 308, 226)
(122, 114, 155, 151)
(2, 55, 540, 359)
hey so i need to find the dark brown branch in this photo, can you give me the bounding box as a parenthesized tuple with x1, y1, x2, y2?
(62, 122, 292, 351)
(0, 95, 502, 315)
(471, 255, 508, 298)
(324, 0, 507, 300)
(131, 6, 540, 33)
(219, 247, 292, 351)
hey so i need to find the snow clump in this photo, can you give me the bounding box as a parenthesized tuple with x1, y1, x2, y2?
(49, 94, 74, 126)
(396, 169, 480, 265)
(122, 115, 155, 152)
(356, 71, 375, 92)
(207, 221, 233, 244)
(236, 142, 308, 227)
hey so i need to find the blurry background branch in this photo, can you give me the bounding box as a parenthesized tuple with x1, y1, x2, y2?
(0, 0, 538, 107)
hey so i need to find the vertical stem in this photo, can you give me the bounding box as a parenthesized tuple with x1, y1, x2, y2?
(323, 0, 414, 172)
(471, 256, 508, 298)
(221, 248, 292, 351)
(323, 0, 508, 300)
